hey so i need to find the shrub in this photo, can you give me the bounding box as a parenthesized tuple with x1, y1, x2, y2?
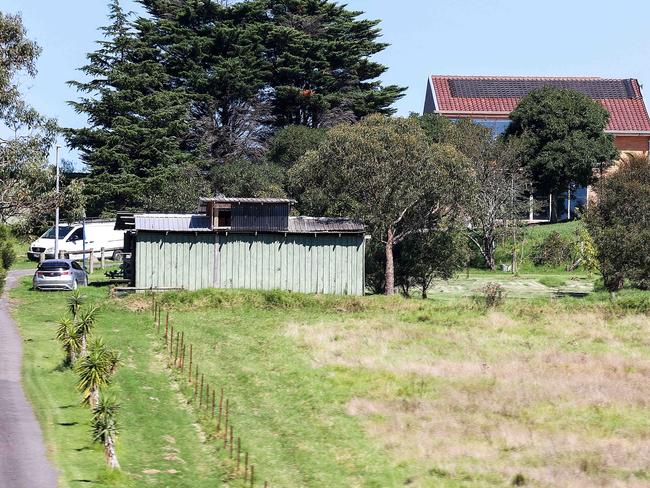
(474, 282, 506, 308)
(586, 155, 650, 291)
(0, 225, 16, 270)
(530, 231, 572, 267)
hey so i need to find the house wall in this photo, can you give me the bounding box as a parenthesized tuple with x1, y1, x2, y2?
(135, 232, 365, 295)
(614, 135, 650, 154)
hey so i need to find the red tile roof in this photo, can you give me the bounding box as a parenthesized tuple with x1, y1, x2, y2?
(429, 76, 650, 133)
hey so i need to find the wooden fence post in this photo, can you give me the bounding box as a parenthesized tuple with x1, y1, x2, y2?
(100, 247, 105, 269)
(244, 452, 249, 481)
(89, 249, 94, 274)
(188, 345, 193, 383)
(250, 465, 255, 487)
(217, 387, 223, 432)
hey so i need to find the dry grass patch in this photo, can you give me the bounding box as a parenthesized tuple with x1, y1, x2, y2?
(289, 303, 650, 487)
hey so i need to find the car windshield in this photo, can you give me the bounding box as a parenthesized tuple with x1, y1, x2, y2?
(41, 226, 74, 239)
(38, 261, 71, 271)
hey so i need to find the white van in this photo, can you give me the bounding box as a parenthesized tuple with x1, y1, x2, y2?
(28, 221, 126, 262)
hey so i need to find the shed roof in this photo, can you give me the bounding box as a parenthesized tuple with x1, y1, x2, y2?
(429, 76, 650, 133)
(132, 214, 364, 234)
(199, 197, 296, 204)
(134, 214, 212, 232)
(288, 216, 365, 233)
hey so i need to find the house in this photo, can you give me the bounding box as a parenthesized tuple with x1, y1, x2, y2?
(424, 75, 650, 219)
(116, 197, 366, 295)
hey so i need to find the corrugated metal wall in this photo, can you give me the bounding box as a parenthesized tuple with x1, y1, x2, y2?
(135, 231, 365, 295)
(216, 234, 365, 295)
(231, 203, 289, 231)
(135, 232, 215, 290)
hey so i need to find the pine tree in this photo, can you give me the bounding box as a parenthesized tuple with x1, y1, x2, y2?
(66, 0, 200, 214)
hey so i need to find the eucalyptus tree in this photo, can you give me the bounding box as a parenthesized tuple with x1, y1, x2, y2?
(290, 115, 471, 295)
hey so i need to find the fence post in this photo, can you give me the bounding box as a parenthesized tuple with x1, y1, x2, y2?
(244, 452, 249, 481)
(181, 344, 186, 372)
(174, 331, 180, 365)
(211, 389, 216, 418)
(237, 437, 241, 470)
(89, 249, 94, 274)
(250, 465, 254, 488)
(169, 326, 174, 357)
(229, 426, 234, 458)
(100, 247, 105, 269)
(217, 387, 223, 432)
(188, 345, 193, 383)
(39, 252, 45, 264)
(199, 374, 204, 406)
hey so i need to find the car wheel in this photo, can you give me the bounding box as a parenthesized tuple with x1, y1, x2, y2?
(72, 279, 78, 291)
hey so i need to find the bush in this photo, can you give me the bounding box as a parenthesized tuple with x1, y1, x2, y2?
(474, 282, 506, 308)
(586, 155, 650, 291)
(530, 231, 572, 267)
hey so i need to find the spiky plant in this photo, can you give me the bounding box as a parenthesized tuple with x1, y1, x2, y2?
(76, 305, 99, 357)
(67, 290, 85, 319)
(75, 338, 119, 409)
(91, 395, 120, 469)
(56, 317, 81, 366)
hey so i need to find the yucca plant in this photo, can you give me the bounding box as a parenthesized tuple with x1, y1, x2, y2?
(76, 338, 119, 409)
(67, 290, 85, 319)
(91, 395, 120, 469)
(56, 317, 81, 366)
(76, 305, 99, 357)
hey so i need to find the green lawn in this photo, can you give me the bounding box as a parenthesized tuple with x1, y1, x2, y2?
(11, 271, 650, 487)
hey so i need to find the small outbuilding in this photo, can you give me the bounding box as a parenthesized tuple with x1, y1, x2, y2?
(118, 197, 366, 295)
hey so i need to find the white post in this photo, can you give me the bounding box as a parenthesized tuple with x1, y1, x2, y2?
(567, 187, 572, 220)
(529, 195, 534, 222)
(54, 145, 61, 259)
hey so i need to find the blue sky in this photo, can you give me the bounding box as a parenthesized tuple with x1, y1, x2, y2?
(4, 0, 650, 165)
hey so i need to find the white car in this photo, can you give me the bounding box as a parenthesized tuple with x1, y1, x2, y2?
(28, 221, 126, 261)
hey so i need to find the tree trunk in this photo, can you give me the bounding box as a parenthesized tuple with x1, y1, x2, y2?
(105, 435, 120, 469)
(384, 229, 395, 295)
(483, 237, 496, 270)
(90, 385, 99, 410)
(81, 334, 87, 357)
(550, 192, 559, 223)
(421, 277, 428, 300)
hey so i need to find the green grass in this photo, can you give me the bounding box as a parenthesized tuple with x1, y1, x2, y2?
(11, 269, 650, 487)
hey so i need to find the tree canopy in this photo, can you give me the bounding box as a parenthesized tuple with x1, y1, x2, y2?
(505, 86, 618, 220)
(66, 0, 405, 215)
(289, 114, 471, 295)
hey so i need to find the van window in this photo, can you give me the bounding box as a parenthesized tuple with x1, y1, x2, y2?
(67, 228, 84, 242)
(41, 226, 74, 239)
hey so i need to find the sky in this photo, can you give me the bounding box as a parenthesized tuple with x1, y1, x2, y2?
(4, 0, 650, 165)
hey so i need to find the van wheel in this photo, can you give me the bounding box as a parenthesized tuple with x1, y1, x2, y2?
(112, 251, 123, 261)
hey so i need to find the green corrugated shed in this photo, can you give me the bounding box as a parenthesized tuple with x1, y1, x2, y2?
(135, 231, 365, 295)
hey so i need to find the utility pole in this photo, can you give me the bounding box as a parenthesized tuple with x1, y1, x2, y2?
(54, 145, 61, 259)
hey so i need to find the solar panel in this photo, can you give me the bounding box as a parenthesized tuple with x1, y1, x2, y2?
(449, 79, 636, 99)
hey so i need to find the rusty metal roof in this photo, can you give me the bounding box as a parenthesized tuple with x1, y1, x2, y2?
(288, 217, 364, 233)
(199, 197, 296, 204)
(134, 214, 212, 232)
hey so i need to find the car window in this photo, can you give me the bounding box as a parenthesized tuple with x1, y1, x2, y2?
(67, 228, 84, 241)
(38, 261, 71, 271)
(71, 262, 83, 271)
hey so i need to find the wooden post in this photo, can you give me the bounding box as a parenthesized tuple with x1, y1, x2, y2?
(39, 252, 45, 264)
(188, 345, 193, 383)
(223, 399, 229, 446)
(211, 389, 216, 418)
(237, 437, 241, 470)
(100, 247, 105, 269)
(194, 366, 199, 401)
(229, 426, 234, 458)
(205, 384, 210, 410)
(181, 344, 186, 372)
(169, 326, 174, 357)
(217, 387, 223, 432)
(164, 312, 168, 341)
(250, 465, 254, 488)
(89, 249, 94, 274)
(174, 331, 180, 365)
(244, 452, 249, 481)
(179, 331, 184, 362)
(199, 374, 204, 406)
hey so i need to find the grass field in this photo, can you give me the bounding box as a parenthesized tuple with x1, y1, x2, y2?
(10, 267, 650, 487)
